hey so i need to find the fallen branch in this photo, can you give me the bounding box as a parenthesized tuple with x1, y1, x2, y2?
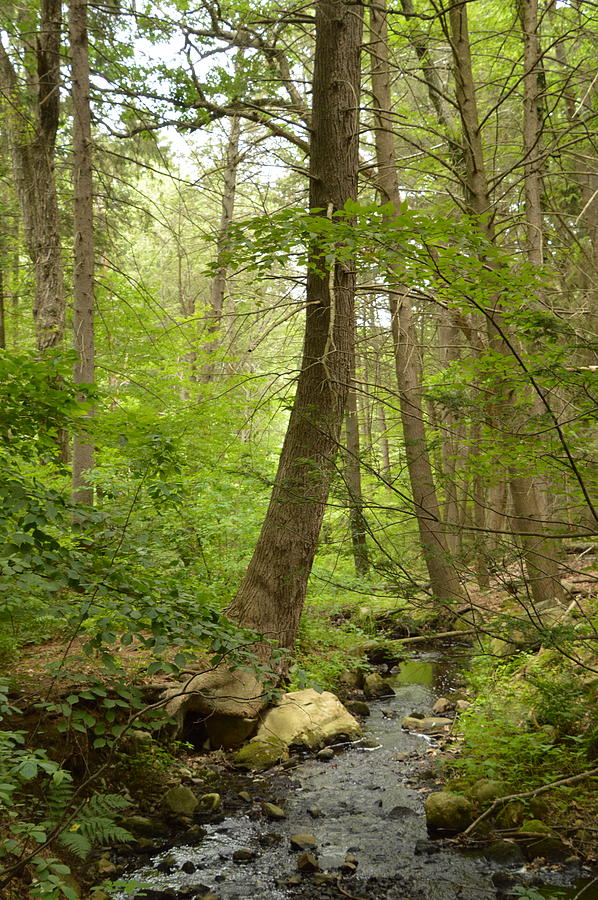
(462, 767, 598, 837)
(397, 629, 477, 645)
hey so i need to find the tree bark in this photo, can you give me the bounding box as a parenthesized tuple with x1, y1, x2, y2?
(345, 382, 370, 576)
(203, 113, 242, 381)
(225, 0, 363, 653)
(70, 0, 95, 506)
(370, 0, 465, 604)
(0, 0, 65, 352)
(446, 0, 564, 606)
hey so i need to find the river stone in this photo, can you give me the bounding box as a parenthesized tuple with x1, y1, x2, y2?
(432, 697, 454, 715)
(401, 716, 452, 734)
(233, 736, 289, 771)
(233, 848, 257, 862)
(121, 814, 168, 836)
(467, 778, 509, 805)
(345, 700, 370, 717)
(204, 713, 256, 749)
(252, 688, 361, 751)
(261, 801, 287, 820)
(290, 833, 317, 851)
(297, 852, 320, 873)
(363, 673, 394, 699)
(316, 747, 335, 761)
(199, 792, 221, 812)
(163, 785, 198, 817)
(424, 791, 475, 833)
(484, 840, 525, 864)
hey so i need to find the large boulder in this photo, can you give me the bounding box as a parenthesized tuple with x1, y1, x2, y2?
(424, 791, 475, 833)
(163, 668, 266, 733)
(253, 689, 361, 751)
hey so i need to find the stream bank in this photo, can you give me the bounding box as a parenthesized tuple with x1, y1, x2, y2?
(107, 649, 597, 900)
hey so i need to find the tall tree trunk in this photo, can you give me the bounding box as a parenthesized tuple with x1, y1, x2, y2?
(446, 0, 564, 605)
(70, 0, 95, 506)
(0, 0, 65, 351)
(225, 0, 363, 653)
(370, 0, 465, 604)
(345, 382, 369, 576)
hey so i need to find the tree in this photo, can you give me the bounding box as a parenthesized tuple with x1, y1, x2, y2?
(0, 0, 65, 352)
(70, 0, 95, 505)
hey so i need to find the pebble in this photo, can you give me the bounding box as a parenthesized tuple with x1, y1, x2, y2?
(232, 848, 257, 862)
(261, 801, 287, 820)
(297, 851, 320, 873)
(316, 747, 335, 761)
(290, 832, 317, 851)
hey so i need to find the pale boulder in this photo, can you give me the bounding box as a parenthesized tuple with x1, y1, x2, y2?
(255, 688, 361, 751)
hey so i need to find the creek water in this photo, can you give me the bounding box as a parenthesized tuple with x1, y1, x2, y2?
(114, 651, 597, 900)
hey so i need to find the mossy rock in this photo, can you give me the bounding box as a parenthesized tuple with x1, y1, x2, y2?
(494, 800, 526, 829)
(424, 791, 475, 833)
(467, 779, 509, 805)
(233, 737, 288, 771)
(519, 818, 556, 835)
(162, 784, 199, 817)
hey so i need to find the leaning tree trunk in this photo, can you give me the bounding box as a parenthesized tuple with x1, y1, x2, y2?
(226, 0, 363, 649)
(70, 0, 95, 506)
(164, 0, 363, 729)
(370, 0, 465, 605)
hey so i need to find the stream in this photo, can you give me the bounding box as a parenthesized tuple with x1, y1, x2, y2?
(113, 651, 597, 900)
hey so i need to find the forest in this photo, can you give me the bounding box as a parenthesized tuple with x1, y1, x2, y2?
(0, 0, 597, 898)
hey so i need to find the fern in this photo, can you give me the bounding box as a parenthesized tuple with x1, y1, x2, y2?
(48, 792, 132, 860)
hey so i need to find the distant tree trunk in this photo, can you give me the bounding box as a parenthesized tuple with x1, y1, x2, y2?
(345, 382, 369, 576)
(70, 0, 95, 506)
(0, 0, 65, 351)
(0, 262, 5, 350)
(519, 0, 544, 269)
(203, 114, 241, 381)
(225, 0, 363, 654)
(370, 0, 465, 604)
(447, 0, 564, 606)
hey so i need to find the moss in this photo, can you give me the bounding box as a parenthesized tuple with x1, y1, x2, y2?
(232, 737, 288, 771)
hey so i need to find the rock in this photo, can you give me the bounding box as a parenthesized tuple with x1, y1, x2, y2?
(363, 673, 394, 699)
(484, 840, 525, 864)
(163, 785, 199, 817)
(341, 854, 358, 874)
(494, 800, 526, 829)
(163, 668, 266, 727)
(204, 714, 256, 749)
(252, 689, 361, 751)
(316, 747, 335, 761)
(232, 848, 257, 862)
(121, 815, 168, 836)
(467, 779, 509, 805)
(401, 716, 452, 734)
(297, 852, 320, 873)
(238, 791, 252, 803)
(261, 801, 287, 820)
(233, 737, 289, 771)
(89, 893, 110, 900)
(96, 858, 117, 876)
(519, 818, 555, 835)
(337, 670, 363, 690)
(387, 805, 417, 819)
(157, 853, 177, 873)
(185, 824, 207, 843)
(181, 860, 196, 874)
(199, 792, 221, 813)
(432, 697, 454, 715)
(345, 700, 370, 719)
(259, 832, 283, 847)
(424, 791, 475, 833)
(455, 700, 470, 711)
(290, 833, 317, 851)
(308, 807, 324, 818)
